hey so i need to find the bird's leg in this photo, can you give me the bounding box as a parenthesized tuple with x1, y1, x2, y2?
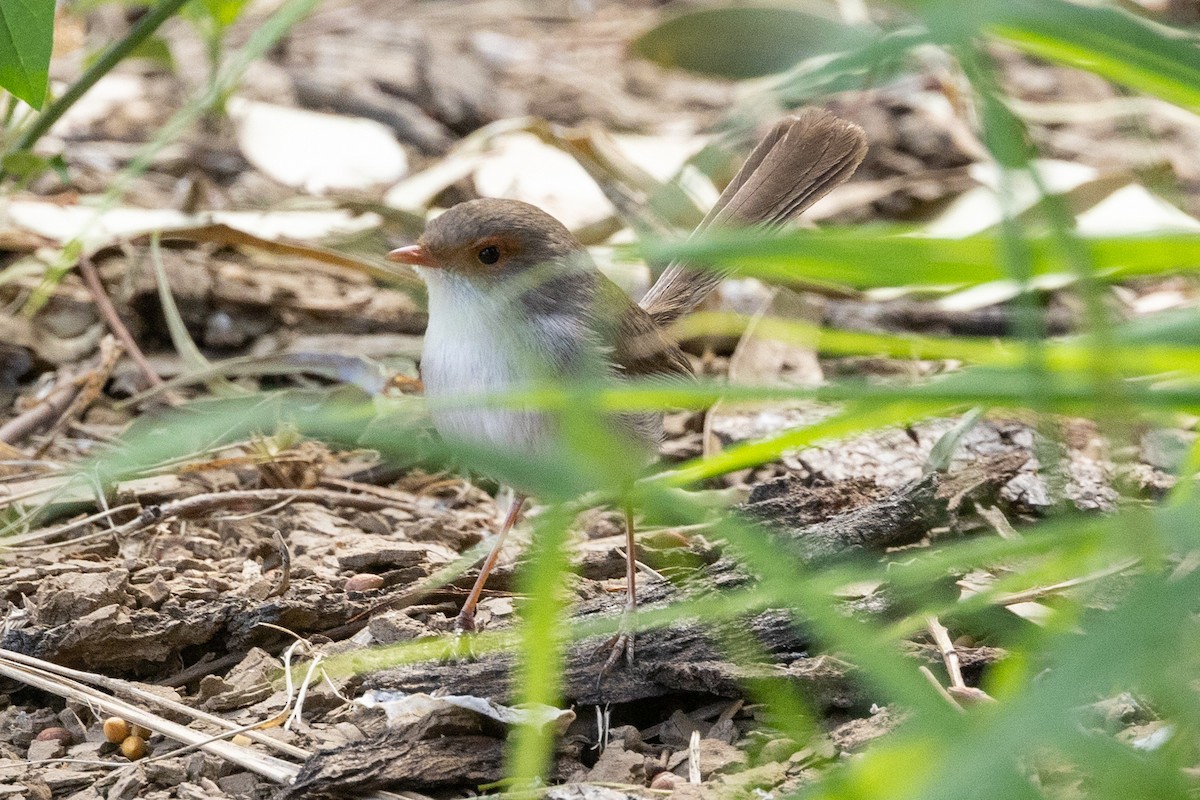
(456, 493, 526, 633)
(600, 506, 638, 678)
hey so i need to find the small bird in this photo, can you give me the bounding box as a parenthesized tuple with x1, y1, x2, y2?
(389, 109, 867, 668)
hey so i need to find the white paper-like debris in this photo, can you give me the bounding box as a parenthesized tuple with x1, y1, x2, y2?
(384, 152, 483, 211)
(473, 132, 612, 230)
(923, 158, 1200, 240)
(50, 74, 152, 139)
(936, 273, 1077, 313)
(356, 690, 575, 734)
(4, 201, 191, 249)
(923, 160, 1096, 238)
(1075, 184, 1200, 235)
(213, 209, 381, 241)
(1, 199, 380, 250)
(611, 133, 709, 183)
(228, 97, 408, 194)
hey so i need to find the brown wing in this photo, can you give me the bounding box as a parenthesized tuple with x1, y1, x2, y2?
(594, 274, 693, 380)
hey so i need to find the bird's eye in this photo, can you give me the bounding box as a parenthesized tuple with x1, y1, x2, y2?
(477, 246, 500, 265)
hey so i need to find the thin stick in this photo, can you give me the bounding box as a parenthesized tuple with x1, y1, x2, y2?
(270, 531, 292, 598)
(15, 487, 398, 547)
(918, 665, 963, 712)
(77, 253, 175, 397)
(687, 730, 701, 784)
(0, 379, 81, 446)
(974, 503, 1021, 540)
(926, 616, 965, 690)
(992, 558, 1140, 606)
(32, 336, 123, 457)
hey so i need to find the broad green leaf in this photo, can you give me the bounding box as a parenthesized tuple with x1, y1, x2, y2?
(990, 0, 1200, 113)
(0, 0, 54, 108)
(631, 5, 863, 79)
(915, 0, 1200, 112)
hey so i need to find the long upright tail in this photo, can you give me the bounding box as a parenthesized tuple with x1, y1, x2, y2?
(639, 109, 868, 328)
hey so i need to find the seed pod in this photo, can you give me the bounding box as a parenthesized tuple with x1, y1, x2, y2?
(120, 735, 148, 760)
(130, 724, 151, 739)
(103, 717, 130, 744)
(344, 574, 384, 593)
(642, 530, 690, 549)
(232, 734, 252, 747)
(35, 727, 72, 745)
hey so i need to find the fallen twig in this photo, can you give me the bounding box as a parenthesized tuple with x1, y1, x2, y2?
(0, 647, 310, 760)
(77, 253, 180, 402)
(18, 487, 398, 546)
(33, 336, 123, 457)
(0, 379, 83, 447)
(926, 616, 966, 691)
(918, 665, 963, 712)
(926, 616, 996, 707)
(991, 558, 1141, 606)
(975, 503, 1021, 540)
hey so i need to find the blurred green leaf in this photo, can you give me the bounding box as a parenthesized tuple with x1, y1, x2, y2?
(0, 0, 54, 108)
(1114, 307, 1200, 346)
(0, 149, 56, 182)
(507, 505, 575, 787)
(644, 229, 1200, 290)
(987, 0, 1200, 113)
(772, 25, 929, 104)
(202, 0, 250, 28)
(673, 311, 1200, 377)
(126, 33, 175, 68)
(631, 5, 862, 79)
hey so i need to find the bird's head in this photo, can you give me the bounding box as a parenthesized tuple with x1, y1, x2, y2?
(389, 198, 585, 288)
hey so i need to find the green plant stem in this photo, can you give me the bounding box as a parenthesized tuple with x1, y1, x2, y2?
(1, 0, 193, 178)
(2, 93, 18, 132)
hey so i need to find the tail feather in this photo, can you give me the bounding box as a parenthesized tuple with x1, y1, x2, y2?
(639, 109, 867, 327)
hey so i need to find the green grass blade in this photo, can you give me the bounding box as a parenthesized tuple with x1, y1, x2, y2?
(642, 229, 1200, 290)
(506, 505, 576, 788)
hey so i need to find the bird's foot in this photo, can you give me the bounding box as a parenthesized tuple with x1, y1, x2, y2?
(441, 611, 479, 661)
(596, 611, 635, 686)
(455, 608, 478, 634)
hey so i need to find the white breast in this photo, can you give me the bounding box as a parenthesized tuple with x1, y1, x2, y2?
(418, 269, 553, 451)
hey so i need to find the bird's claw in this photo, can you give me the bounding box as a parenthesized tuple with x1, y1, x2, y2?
(596, 617, 635, 687)
(442, 613, 479, 661)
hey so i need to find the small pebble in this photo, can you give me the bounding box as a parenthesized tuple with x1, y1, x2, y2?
(344, 574, 384, 593)
(650, 772, 681, 790)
